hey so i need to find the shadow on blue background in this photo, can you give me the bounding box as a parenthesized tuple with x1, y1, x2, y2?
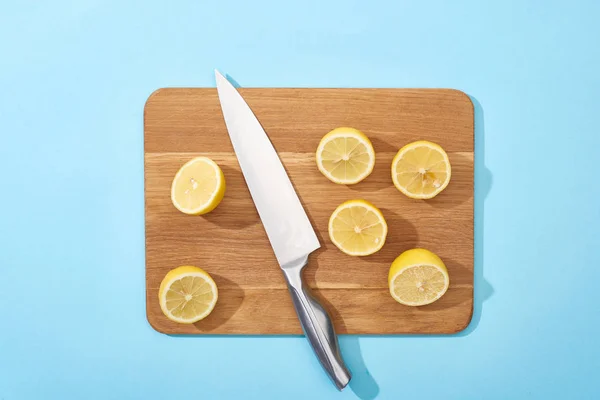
(456, 95, 494, 337)
(226, 73, 242, 88)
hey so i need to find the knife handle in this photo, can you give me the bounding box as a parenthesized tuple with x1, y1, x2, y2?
(282, 255, 351, 390)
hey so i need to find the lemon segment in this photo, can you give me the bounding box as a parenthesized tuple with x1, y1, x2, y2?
(388, 248, 450, 306)
(158, 266, 218, 324)
(171, 157, 225, 215)
(316, 127, 375, 184)
(391, 140, 451, 199)
(328, 199, 387, 256)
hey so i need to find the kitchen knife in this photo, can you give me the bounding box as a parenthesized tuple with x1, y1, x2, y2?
(215, 70, 351, 390)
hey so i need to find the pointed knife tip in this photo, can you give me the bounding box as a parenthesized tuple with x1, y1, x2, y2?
(214, 69, 225, 80)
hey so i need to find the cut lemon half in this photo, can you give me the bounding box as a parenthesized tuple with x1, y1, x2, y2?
(391, 140, 451, 199)
(388, 248, 450, 306)
(158, 266, 218, 324)
(328, 199, 387, 256)
(171, 156, 225, 215)
(316, 127, 375, 184)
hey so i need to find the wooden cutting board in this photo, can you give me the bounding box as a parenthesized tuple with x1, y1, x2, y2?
(144, 88, 474, 335)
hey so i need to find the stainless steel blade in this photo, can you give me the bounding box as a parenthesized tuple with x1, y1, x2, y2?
(215, 70, 320, 267)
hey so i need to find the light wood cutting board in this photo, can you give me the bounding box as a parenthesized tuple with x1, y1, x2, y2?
(144, 88, 474, 335)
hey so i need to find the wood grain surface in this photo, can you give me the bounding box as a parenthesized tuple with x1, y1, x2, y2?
(144, 88, 474, 335)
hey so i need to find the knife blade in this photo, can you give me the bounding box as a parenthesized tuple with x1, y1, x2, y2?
(215, 70, 351, 390)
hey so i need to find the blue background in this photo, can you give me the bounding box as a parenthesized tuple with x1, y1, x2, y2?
(1, 1, 599, 399)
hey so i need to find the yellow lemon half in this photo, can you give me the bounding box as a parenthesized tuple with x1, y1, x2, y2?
(388, 248, 450, 306)
(328, 199, 387, 256)
(158, 266, 218, 324)
(316, 127, 375, 184)
(391, 140, 451, 199)
(171, 156, 225, 215)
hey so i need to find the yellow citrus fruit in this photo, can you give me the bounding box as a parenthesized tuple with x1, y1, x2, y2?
(328, 199, 387, 256)
(158, 266, 218, 324)
(388, 248, 450, 306)
(316, 127, 375, 184)
(171, 156, 225, 215)
(391, 140, 451, 199)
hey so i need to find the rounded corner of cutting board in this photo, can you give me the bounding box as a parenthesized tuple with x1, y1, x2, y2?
(446, 88, 473, 104)
(449, 299, 475, 335)
(144, 88, 167, 109)
(146, 308, 169, 335)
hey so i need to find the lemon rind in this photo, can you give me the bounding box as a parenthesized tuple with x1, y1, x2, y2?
(170, 157, 225, 215)
(389, 263, 450, 306)
(316, 129, 375, 185)
(159, 271, 219, 324)
(391, 141, 451, 200)
(327, 200, 388, 256)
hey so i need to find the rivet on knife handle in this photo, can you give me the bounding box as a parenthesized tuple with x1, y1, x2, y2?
(282, 255, 351, 390)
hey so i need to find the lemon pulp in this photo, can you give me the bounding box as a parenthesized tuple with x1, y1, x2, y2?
(328, 199, 387, 256)
(388, 248, 450, 306)
(158, 266, 218, 324)
(391, 140, 451, 199)
(171, 157, 225, 215)
(316, 127, 375, 185)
